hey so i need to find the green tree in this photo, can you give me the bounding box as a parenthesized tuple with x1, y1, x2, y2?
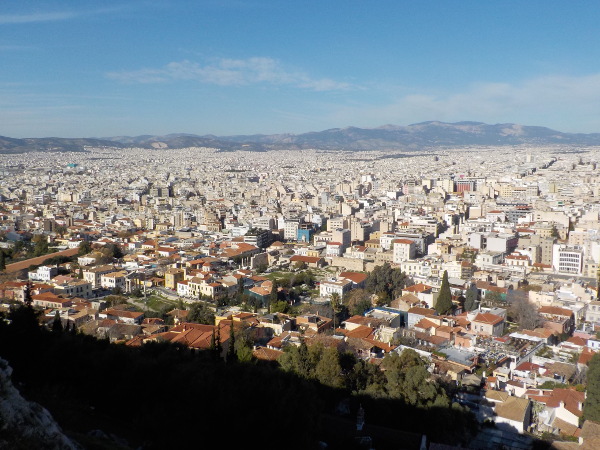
(375, 291, 390, 307)
(0, 251, 5, 271)
(234, 327, 254, 363)
(584, 353, 600, 421)
(365, 262, 407, 298)
(382, 349, 448, 406)
(187, 302, 215, 325)
(314, 347, 343, 388)
(352, 298, 372, 316)
(279, 342, 313, 379)
(270, 300, 289, 314)
(349, 359, 386, 394)
(32, 235, 49, 257)
(435, 270, 453, 315)
(77, 240, 92, 256)
(464, 283, 478, 312)
(54, 224, 68, 238)
(484, 290, 504, 307)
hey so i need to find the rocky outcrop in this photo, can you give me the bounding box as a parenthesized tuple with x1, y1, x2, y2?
(0, 358, 81, 449)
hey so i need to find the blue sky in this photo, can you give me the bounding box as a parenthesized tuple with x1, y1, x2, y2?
(3, 1, 600, 137)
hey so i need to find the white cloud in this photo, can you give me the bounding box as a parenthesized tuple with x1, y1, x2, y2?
(0, 7, 128, 25)
(328, 73, 600, 132)
(107, 57, 354, 91)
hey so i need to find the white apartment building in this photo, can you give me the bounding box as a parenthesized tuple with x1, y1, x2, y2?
(28, 265, 57, 282)
(100, 271, 127, 290)
(552, 244, 584, 275)
(392, 239, 416, 264)
(319, 278, 352, 298)
(283, 218, 301, 241)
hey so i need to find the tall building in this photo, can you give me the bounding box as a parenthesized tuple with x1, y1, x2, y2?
(552, 244, 584, 275)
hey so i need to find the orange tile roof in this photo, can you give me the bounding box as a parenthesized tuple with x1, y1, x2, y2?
(472, 313, 504, 326)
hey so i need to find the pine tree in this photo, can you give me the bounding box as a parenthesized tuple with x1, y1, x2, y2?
(435, 271, 453, 316)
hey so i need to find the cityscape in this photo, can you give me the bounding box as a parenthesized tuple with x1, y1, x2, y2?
(4, 1, 600, 449)
(1, 139, 600, 448)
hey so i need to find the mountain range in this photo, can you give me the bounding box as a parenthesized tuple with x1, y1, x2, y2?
(3, 121, 600, 153)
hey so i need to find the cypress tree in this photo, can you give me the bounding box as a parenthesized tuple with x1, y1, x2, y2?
(52, 311, 63, 333)
(0, 251, 5, 271)
(215, 327, 223, 357)
(464, 283, 478, 312)
(435, 271, 453, 316)
(23, 281, 33, 307)
(227, 323, 236, 363)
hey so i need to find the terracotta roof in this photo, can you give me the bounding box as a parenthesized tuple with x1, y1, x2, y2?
(408, 306, 435, 316)
(414, 318, 440, 330)
(345, 325, 376, 339)
(252, 346, 283, 361)
(338, 271, 368, 284)
(472, 313, 504, 326)
(539, 306, 573, 317)
(515, 361, 541, 372)
(393, 239, 414, 245)
(404, 283, 433, 294)
(289, 255, 322, 263)
(579, 348, 596, 366)
(546, 389, 585, 418)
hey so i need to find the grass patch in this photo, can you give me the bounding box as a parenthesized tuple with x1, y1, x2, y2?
(145, 295, 177, 311)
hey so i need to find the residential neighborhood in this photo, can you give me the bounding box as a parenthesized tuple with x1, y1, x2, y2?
(1, 144, 600, 448)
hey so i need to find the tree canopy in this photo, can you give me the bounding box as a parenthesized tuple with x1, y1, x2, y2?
(365, 263, 407, 299)
(187, 302, 215, 325)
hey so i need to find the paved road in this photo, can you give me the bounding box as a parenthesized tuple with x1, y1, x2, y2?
(4, 247, 79, 273)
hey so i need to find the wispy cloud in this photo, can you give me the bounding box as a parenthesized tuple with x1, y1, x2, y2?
(0, 6, 128, 25)
(107, 57, 355, 91)
(0, 11, 77, 24)
(0, 44, 34, 51)
(328, 73, 600, 132)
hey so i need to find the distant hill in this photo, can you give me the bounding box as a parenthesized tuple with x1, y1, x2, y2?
(0, 136, 125, 154)
(3, 121, 600, 153)
(217, 121, 600, 150)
